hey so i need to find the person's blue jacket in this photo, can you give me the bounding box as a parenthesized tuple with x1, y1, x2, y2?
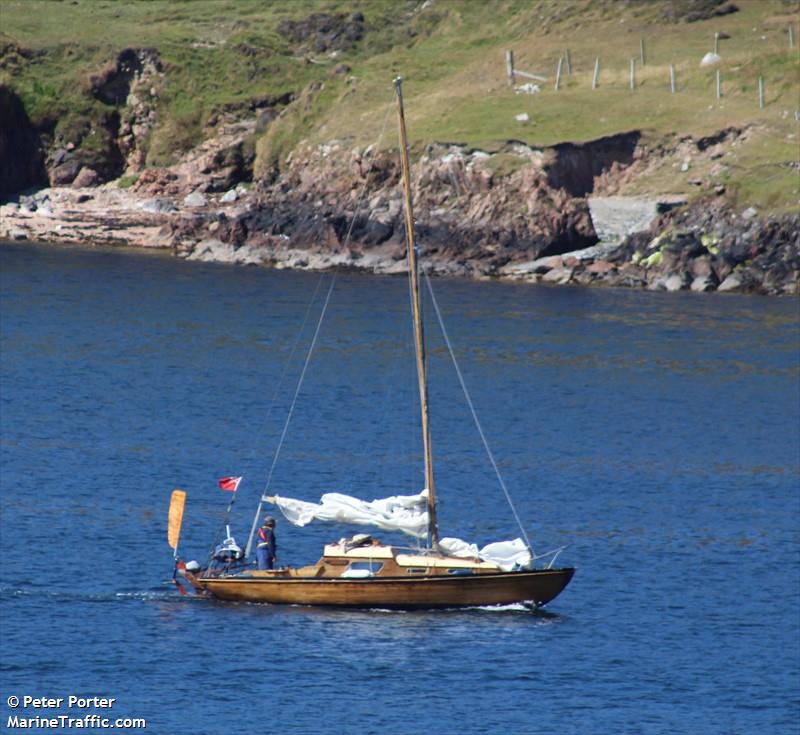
(257, 526, 276, 565)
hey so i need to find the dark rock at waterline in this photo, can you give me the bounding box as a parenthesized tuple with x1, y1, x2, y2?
(608, 199, 799, 295)
(335, 214, 394, 246)
(171, 139, 602, 272)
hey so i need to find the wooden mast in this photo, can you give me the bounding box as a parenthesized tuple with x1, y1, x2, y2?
(394, 77, 439, 551)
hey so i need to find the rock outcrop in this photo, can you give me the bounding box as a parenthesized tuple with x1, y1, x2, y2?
(654, 0, 740, 23)
(4, 47, 165, 192)
(277, 11, 366, 54)
(165, 140, 597, 278)
(2, 112, 796, 296)
(605, 200, 799, 295)
(110, 49, 164, 173)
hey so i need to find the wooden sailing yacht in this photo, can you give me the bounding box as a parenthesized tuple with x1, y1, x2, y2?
(168, 79, 575, 609)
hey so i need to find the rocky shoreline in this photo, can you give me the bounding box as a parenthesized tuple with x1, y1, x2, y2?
(2, 123, 797, 296)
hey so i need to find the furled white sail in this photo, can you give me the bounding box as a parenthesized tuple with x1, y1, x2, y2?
(267, 491, 531, 569)
(269, 490, 430, 538)
(439, 537, 532, 572)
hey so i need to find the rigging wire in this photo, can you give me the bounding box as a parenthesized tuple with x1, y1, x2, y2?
(262, 277, 336, 497)
(423, 271, 536, 558)
(245, 275, 336, 558)
(244, 100, 396, 558)
(248, 276, 326, 465)
(207, 274, 327, 559)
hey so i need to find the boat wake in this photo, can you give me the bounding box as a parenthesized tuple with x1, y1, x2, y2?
(473, 602, 541, 612)
(0, 583, 191, 604)
(293, 602, 561, 617)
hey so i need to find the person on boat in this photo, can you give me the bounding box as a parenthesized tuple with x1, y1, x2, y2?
(256, 516, 277, 570)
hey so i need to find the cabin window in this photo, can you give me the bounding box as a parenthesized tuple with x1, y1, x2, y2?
(447, 568, 473, 576)
(406, 568, 427, 574)
(341, 561, 383, 578)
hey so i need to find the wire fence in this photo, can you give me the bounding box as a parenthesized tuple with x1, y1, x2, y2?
(505, 24, 798, 110)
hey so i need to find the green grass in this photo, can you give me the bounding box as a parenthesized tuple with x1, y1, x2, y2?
(1, 0, 798, 209)
(281, 0, 798, 212)
(117, 173, 140, 189)
(1, 0, 360, 162)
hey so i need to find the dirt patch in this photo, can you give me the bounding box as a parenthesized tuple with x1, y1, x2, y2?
(650, 0, 740, 23)
(545, 132, 641, 197)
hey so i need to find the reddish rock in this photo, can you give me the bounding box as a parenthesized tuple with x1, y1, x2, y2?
(542, 266, 574, 284)
(50, 159, 81, 186)
(619, 262, 646, 279)
(587, 260, 616, 274)
(132, 167, 181, 196)
(72, 167, 100, 188)
(690, 255, 714, 279)
(537, 256, 564, 271)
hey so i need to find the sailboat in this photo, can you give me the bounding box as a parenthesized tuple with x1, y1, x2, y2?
(167, 79, 575, 609)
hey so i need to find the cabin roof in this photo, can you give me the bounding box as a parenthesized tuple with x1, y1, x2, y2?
(322, 542, 499, 570)
(395, 554, 497, 570)
(323, 543, 394, 559)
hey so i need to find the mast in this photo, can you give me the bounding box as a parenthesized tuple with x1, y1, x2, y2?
(394, 77, 439, 551)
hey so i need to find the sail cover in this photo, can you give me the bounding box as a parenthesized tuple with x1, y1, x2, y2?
(268, 491, 532, 569)
(270, 490, 430, 538)
(440, 537, 532, 572)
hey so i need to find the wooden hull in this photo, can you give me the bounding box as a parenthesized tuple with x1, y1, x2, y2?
(197, 568, 575, 609)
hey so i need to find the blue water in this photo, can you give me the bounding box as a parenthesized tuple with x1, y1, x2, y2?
(1, 242, 798, 734)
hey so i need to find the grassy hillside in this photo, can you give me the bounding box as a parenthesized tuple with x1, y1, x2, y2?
(1, 0, 798, 209)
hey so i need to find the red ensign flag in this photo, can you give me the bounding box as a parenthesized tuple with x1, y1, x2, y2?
(218, 476, 242, 492)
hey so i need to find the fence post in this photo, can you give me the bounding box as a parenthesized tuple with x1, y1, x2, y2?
(790, 27, 795, 49)
(592, 57, 600, 90)
(565, 48, 572, 75)
(506, 50, 515, 86)
(630, 58, 635, 90)
(670, 64, 676, 94)
(555, 57, 564, 91)
(716, 69, 721, 99)
(640, 38, 646, 66)
(758, 76, 764, 109)
(714, 32, 720, 54)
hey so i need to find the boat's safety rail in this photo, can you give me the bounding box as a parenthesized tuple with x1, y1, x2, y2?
(532, 546, 568, 569)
